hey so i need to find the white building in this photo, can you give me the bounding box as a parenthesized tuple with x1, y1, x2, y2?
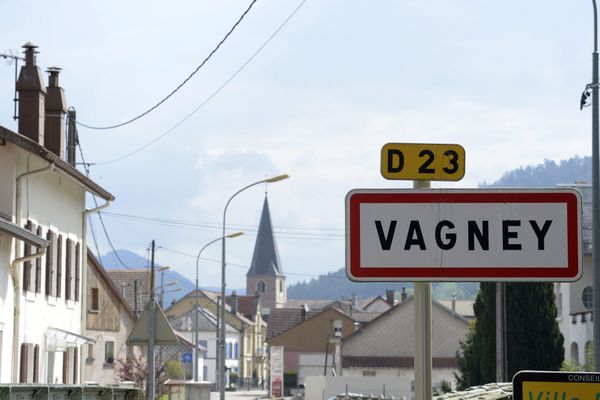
(555, 183, 593, 366)
(0, 43, 114, 384)
(171, 307, 240, 385)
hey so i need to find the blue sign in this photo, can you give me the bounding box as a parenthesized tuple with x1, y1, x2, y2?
(182, 352, 192, 364)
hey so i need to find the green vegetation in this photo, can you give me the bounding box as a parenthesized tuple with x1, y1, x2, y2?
(455, 283, 564, 389)
(164, 359, 186, 379)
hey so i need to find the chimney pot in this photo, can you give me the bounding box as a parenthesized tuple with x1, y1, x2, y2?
(385, 289, 395, 306)
(17, 42, 46, 144)
(401, 286, 408, 302)
(451, 293, 456, 317)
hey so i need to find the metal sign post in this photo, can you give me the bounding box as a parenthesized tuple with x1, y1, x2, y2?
(413, 180, 432, 400)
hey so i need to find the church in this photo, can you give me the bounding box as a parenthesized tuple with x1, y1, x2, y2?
(246, 196, 287, 314)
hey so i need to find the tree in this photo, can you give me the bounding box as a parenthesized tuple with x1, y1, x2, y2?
(455, 282, 564, 389)
(164, 359, 186, 379)
(115, 354, 166, 397)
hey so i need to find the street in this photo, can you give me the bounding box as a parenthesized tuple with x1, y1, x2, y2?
(209, 390, 268, 400)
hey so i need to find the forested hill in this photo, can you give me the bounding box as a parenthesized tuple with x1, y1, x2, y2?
(287, 155, 592, 301)
(480, 155, 590, 187)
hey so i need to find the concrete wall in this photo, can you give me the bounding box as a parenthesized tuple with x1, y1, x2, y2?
(305, 376, 412, 400)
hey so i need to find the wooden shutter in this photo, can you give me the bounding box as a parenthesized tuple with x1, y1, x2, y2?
(45, 231, 54, 296)
(23, 220, 33, 292)
(33, 344, 39, 383)
(75, 242, 81, 301)
(62, 350, 68, 384)
(73, 348, 78, 384)
(65, 238, 72, 301)
(35, 226, 42, 293)
(57, 234, 62, 298)
(19, 343, 28, 383)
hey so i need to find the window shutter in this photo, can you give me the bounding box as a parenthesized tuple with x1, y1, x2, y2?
(23, 220, 33, 292)
(73, 348, 78, 384)
(62, 350, 68, 384)
(57, 234, 62, 298)
(19, 343, 28, 383)
(65, 238, 72, 301)
(45, 231, 54, 296)
(75, 242, 81, 301)
(35, 226, 42, 293)
(33, 344, 39, 383)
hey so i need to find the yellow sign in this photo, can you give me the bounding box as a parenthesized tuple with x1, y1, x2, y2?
(380, 143, 465, 181)
(513, 371, 600, 400)
(522, 381, 600, 399)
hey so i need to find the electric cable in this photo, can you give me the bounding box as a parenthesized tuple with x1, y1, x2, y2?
(91, 0, 307, 166)
(77, 137, 132, 269)
(77, 0, 259, 130)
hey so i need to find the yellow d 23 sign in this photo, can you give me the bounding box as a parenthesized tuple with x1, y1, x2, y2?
(380, 143, 465, 181)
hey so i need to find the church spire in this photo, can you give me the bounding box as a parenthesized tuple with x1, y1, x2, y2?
(247, 196, 283, 277)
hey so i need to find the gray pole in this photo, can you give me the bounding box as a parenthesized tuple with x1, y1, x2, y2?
(220, 176, 288, 400)
(495, 283, 505, 381)
(148, 240, 156, 400)
(413, 180, 432, 400)
(591, 0, 600, 372)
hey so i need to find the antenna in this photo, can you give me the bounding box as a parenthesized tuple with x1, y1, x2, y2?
(1, 49, 25, 121)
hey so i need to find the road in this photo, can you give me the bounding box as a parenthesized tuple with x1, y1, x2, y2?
(209, 390, 268, 400)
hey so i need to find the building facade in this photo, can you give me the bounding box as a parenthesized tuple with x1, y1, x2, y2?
(0, 43, 114, 384)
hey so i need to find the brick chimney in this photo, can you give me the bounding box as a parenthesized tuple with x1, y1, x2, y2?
(16, 42, 46, 144)
(44, 67, 67, 158)
(401, 286, 408, 302)
(230, 290, 238, 315)
(385, 289, 395, 306)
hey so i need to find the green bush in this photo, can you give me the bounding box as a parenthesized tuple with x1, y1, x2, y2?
(164, 359, 186, 379)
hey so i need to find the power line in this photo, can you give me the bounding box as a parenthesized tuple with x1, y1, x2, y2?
(77, 139, 131, 269)
(91, 0, 307, 166)
(77, 0, 259, 130)
(99, 210, 344, 241)
(160, 246, 346, 279)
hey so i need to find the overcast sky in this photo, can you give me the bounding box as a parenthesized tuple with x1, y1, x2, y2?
(0, 1, 594, 290)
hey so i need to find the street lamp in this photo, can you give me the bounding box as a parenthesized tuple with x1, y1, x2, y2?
(219, 174, 289, 400)
(194, 231, 243, 382)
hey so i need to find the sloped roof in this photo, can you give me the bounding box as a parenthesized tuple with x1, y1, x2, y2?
(226, 294, 261, 318)
(266, 308, 320, 341)
(88, 251, 136, 321)
(267, 306, 356, 341)
(106, 268, 153, 317)
(0, 125, 114, 201)
(247, 197, 283, 277)
(171, 307, 237, 333)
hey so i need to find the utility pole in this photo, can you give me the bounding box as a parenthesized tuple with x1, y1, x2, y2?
(148, 240, 156, 400)
(66, 109, 77, 166)
(496, 283, 506, 381)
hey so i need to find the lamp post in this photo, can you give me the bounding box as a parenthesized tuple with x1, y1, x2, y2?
(219, 174, 289, 400)
(193, 232, 243, 382)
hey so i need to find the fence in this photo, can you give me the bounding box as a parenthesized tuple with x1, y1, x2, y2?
(0, 385, 144, 400)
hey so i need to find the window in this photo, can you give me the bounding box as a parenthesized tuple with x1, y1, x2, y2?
(19, 343, 39, 383)
(362, 370, 376, 377)
(45, 230, 55, 297)
(279, 280, 283, 293)
(35, 226, 42, 293)
(90, 288, 99, 312)
(227, 343, 232, 359)
(257, 281, 265, 293)
(582, 286, 593, 310)
(104, 340, 115, 365)
(198, 339, 208, 349)
(234, 343, 238, 359)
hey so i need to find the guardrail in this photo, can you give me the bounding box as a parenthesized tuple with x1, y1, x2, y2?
(0, 384, 144, 400)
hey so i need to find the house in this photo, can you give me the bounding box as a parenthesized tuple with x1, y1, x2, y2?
(106, 268, 153, 318)
(84, 252, 141, 384)
(0, 43, 114, 384)
(554, 183, 593, 365)
(170, 307, 235, 384)
(165, 288, 266, 386)
(341, 297, 469, 393)
(161, 331, 207, 380)
(226, 291, 267, 387)
(267, 306, 357, 386)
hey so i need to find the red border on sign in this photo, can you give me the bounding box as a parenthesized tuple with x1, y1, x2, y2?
(347, 191, 581, 281)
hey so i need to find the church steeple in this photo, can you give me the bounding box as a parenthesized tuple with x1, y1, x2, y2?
(246, 196, 286, 310)
(247, 196, 283, 277)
